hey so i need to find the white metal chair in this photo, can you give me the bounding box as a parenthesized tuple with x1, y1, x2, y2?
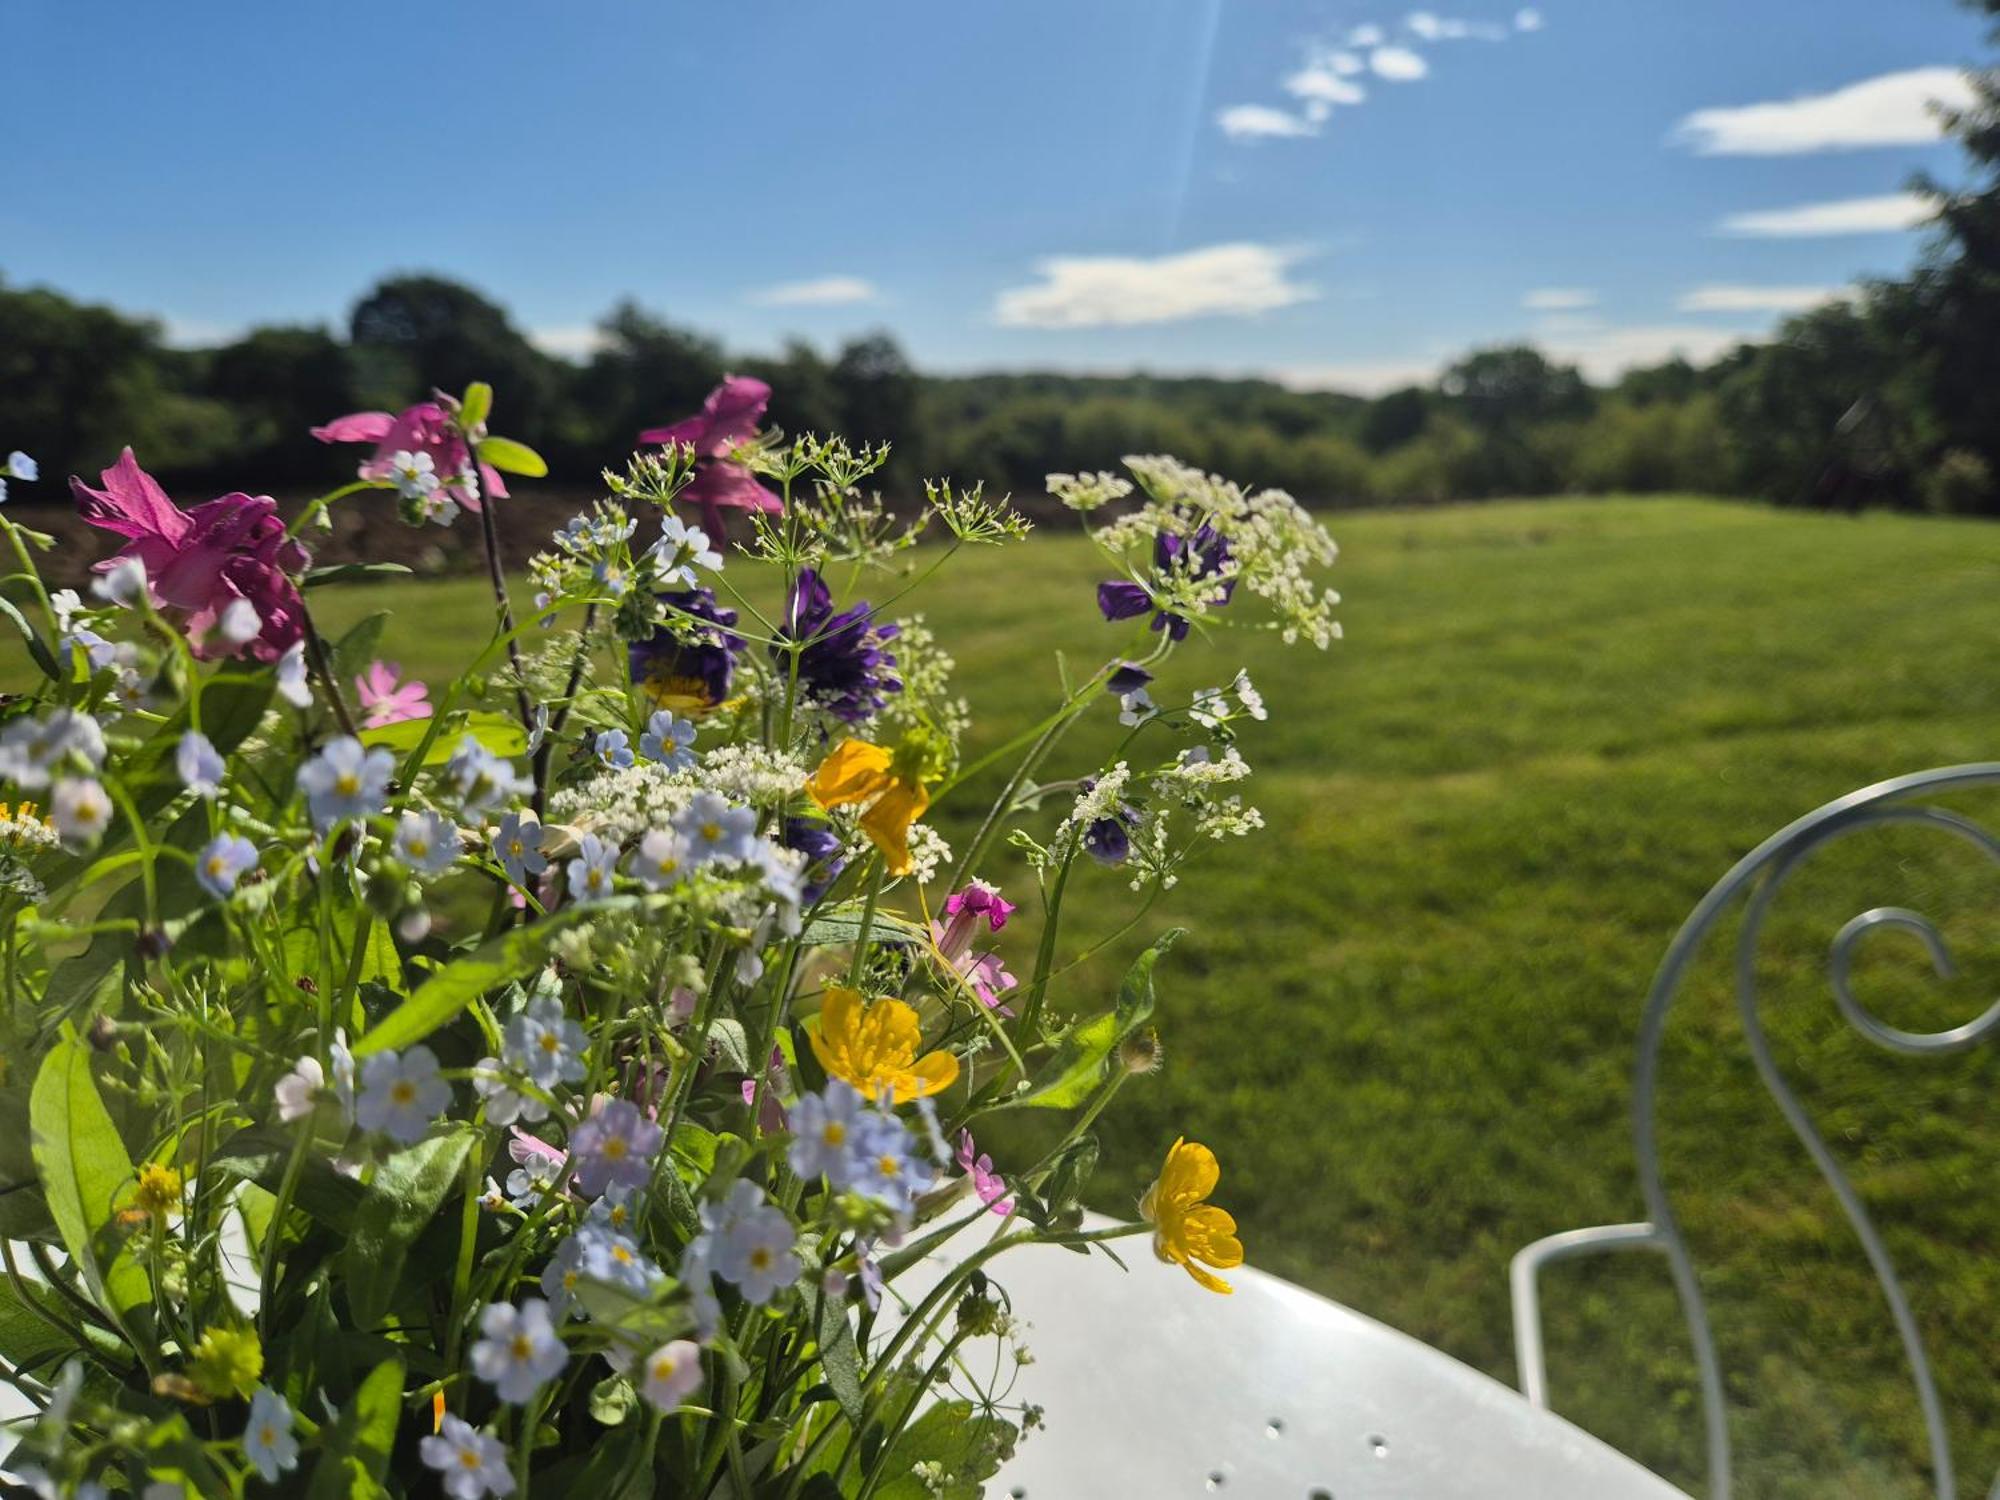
(1510, 764, 2000, 1500)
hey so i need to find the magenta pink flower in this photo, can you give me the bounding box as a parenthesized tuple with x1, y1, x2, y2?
(638, 376, 783, 537)
(353, 661, 432, 728)
(932, 881, 1020, 1013)
(70, 449, 309, 663)
(311, 402, 507, 511)
(955, 1131, 1014, 1218)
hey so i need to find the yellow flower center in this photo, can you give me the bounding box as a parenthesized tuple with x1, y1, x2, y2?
(652, 1355, 679, 1381)
(700, 821, 721, 841)
(391, 1081, 416, 1105)
(334, 772, 360, 796)
(460, 1449, 484, 1470)
(748, 1247, 772, 1271)
(822, 1122, 846, 1147)
(539, 1033, 561, 1054)
(602, 1137, 627, 1161)
(510, 1334, 533, 1360)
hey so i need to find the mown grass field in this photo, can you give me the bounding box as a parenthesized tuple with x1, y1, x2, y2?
(33, 495, 2000, 1496)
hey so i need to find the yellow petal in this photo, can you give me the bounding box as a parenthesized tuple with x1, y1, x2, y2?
(900, 1048, 961, 1102)
(808, 987, 865, 1082)
(1160, 1138, 1220, 1205)
(1181, 1260, 1236, 1295)
(807, 740, 894, 811)
(858, 778, 930, 877)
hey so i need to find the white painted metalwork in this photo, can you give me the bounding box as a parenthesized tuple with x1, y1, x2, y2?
(906, 1213, 1691, 1498)
(1511, 763, 2000, 1500)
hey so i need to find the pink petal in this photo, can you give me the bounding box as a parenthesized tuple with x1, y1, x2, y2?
(310, 411, 396, 444)
(70, 448, 191, 544)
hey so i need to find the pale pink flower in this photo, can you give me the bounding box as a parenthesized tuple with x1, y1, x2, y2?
(312, 401, 507, 512)
(354, 660, 432, 728)
(637, 376, 783, 537)
(955, 1131, 1013, 1217)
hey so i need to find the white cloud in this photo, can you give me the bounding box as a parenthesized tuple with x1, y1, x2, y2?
(160, 316, 244, 348)
(747, 275, 878, 307)
(1329, 51, 1366, 75)
(995, 243, 1317, 328)
(529, 325, 609, 360)
(1407, 12, 1506, 42)
(1217, 103, 1319, 140)
(1285, 63, 1368, 107)
(1348, 24, 1386, 46)
(1717, 191, 1933, 237)
(1523, 288, 1597, 311)
(1673, 66, 1975, 155)
(1273, 356, 1445, 395)
(1677, 284, 1847, 314)
(1535, 323, 1756, 381)
(1515, 8, 1544, 31)
(1370, 45, 1430, 81)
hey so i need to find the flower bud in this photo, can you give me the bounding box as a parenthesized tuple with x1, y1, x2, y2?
(1118, 1027, 1164, 1076)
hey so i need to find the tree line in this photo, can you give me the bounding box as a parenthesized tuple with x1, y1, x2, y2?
(5, 4, 1998, 518)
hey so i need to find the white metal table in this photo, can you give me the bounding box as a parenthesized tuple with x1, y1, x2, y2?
(904, 1214, 1690, 1500)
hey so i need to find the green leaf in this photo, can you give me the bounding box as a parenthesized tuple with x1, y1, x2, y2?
(303, 563, 414, 590)
(589, 1373, 637, 1426)
(342, 1132, 475, 1332)
(210, 1127, 365, 1233)
(361, 709, 525, 766)
(28, 1032, 149, 1320)
(815, 1292, 866, 1428)
(306, 1355, 405, 1500)
(329, 611, 390, 683)
(1007, 928, 1182, 1110)
(801, 908, 931, 948)
(873, 1401, 1017, 1500)
(459, 382, 493, 432)
(0, 595, 59, 680)
(477, 436, 548, 478)
(354, 901, 626, 1057)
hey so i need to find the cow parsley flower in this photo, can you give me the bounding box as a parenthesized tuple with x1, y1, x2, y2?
(420, 1414, 515, 1500)
(470, 1298, 568, 1403)
(354, 1045, 450, 1144)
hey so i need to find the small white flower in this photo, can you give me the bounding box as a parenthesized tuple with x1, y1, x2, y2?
(5, 451, 37, 482)
(1118, 688, 1157, 727)
(216, 597, 261, 650)
(297, 736, 394, 829)
(92, 556, 148, 607)
(699, 1179, 799, 1305)
(195, 833, 259, 898)
(176, 730, 225, 799)
(492, 810, 547, 886)
(626, 827, 691, 891)
(274, 1053, 349, 1126)
(51, 777, 112, 848)
(388, 450, 440, 499)
(1232, 670, 1267, 721)
(420, 1413, 515, 1499)
(673, 791, 758, 866)
(502, 995, 587, 1090)
(640, 1339, 704, 1413)
(650, 514, 723, 586)
(470, 1297, 569, 1404)
(638, 709, 697, 771)
(395, 809, 462, 875)
(242, 1386, 299, 1484)
(354, 1045, 451, 1144)
(566, 833, 619, 902)
(471, 1058, 547, 1126)
(275, 642, 313, 708)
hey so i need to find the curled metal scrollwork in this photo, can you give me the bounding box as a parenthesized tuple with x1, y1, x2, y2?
(1519, 763, 2000, 1500)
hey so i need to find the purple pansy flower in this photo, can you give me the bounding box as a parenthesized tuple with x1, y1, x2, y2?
(629, 587, 746, 716)
(773, 568, 901, 725)
(781, 817, 846, 904)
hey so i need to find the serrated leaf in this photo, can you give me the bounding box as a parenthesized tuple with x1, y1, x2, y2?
(354, 901, 627, 1056)
(478, 436, 548, 478)
(29, 1033, 149, 1320)
(342, 1132, 475, 1332)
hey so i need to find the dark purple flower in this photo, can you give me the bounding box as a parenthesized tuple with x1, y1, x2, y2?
(637, 376, 784, 538)
(781, 817, 846, 904)
(1106, 662, 1154, 696)
(774, 568, 901, 725)
(629, 587, 746, 716)
(1095, 524, 1235, 642)
(1075, 776, 1140, 867)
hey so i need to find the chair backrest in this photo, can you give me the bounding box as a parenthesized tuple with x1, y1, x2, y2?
(1626, 763, 2000, 1500)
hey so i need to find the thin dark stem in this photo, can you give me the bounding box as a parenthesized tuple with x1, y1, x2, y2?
(532, 601, 598, 815)
(465, 461, 535, 732)
(298, 606, 360, 738)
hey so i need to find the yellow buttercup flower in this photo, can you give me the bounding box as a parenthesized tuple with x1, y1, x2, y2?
(132, 1162, 184, 1220)
(806, 739, 930, 877)
(1139, 1137, 1244, 1295)
(808, 986, 959, 1104)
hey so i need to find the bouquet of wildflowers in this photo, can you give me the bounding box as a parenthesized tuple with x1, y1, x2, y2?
(0, 376, 1339, 1498)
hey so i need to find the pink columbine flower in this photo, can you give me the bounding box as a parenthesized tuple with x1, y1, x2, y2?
(70, 449, 309, 663)
(311, 401, 508, 512)
(932, 880, 1020, 1013)
(638, 376, 784, 537)
(955, 1131, 1014, 1218)
(353, 661, 432, 728)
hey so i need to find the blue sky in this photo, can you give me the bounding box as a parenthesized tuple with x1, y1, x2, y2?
(0, 0, 1988, 390)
